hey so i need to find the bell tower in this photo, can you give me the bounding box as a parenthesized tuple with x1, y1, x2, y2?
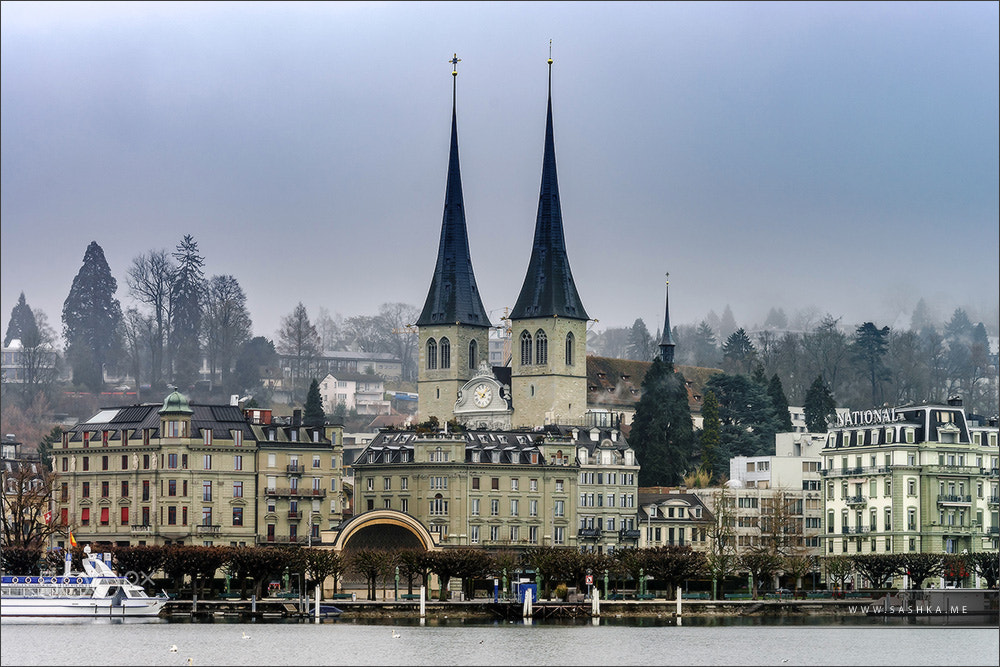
(509, 52, 589, 427)
(416, 55, 491, 423)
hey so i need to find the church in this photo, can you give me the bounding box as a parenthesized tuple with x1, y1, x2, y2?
(416, 54, 601, 430)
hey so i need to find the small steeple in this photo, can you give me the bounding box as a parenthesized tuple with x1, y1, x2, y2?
(658, 273, 676, 365)
(416, 54, 490, 328)
(510, 48, 589, 321)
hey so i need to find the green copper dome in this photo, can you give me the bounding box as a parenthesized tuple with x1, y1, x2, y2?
(159, 389, 193, 415)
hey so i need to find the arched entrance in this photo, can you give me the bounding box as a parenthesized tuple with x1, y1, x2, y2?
(329, 510, 439, 553)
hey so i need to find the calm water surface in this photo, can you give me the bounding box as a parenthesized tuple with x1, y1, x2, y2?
(1, 617, 997, 666)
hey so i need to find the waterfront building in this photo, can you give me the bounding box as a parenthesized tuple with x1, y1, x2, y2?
(248, 409, 344, 546)
(821, 399, 1000, 558)
(637, 489, 714, 551)
(318, 372, 391, 416)
(53, 392, 344, 549)
(352, 422, 638, 553)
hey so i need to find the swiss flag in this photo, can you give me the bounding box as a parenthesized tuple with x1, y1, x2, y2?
(43, 511, 52, 524)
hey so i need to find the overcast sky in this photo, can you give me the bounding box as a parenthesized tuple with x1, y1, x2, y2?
(2, 1, 998, 347)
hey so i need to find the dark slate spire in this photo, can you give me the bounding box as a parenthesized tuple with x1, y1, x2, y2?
(658, 274, 676, 365)
(416, 55, 490, 328)
(510, 54, 589, 321)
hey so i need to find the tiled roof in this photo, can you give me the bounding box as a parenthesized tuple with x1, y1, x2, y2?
(586, 356, 721, 412)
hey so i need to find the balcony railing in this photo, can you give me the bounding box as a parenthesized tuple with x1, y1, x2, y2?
(840, 526, 872, 534)
(258, 534, 309, 545)
(130, 525, 153, 535)
(988, 527, 999, 535)
(988, 496, 1000, 505)
(287, 511, 302, 520)
(845, 495, 867, 506)
(937, 494, 972, 504)
(195, 524, 221, 535)
(577, 528, 602, 540)
(821, 466, 892, 478)
(286, 464, 303, 475)
(618, 529, 641, 540)
(265, 487, 304, 497)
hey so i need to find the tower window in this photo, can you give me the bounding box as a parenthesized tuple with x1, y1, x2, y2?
(565, 332, 574, 366)
(427, 338, 438, 370)
(520, 331, 533, 366)
(440, 337, 451, 369)
(535, 330, 547, 365)
(469, 339, 478, 369)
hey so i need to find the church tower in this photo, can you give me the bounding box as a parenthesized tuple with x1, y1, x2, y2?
(509, 54, 589, 427)
(658, 274, 676, 366)
(416, 56, 491, 423)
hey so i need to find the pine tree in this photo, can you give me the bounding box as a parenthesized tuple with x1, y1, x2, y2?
(629, 357, 694, 486)
(852, 322, 891, 406)
(62, 241, 123, 392)
(705, 372, 781, 459)
(4, 293, 39, 347)
(722, 328, 756, 374)
(767, 374, 794, 432)
(699, 390, 721, 481)
(304, 378, 325, 427)
(804, 375, 836, 433)
(170, 235, 206, 389)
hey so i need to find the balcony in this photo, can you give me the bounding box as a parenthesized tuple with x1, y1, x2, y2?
(988, 527, 999, 535)
(845, 495, 867, 507)
(618, 529, 641, 541)
(988, 496, 1000, 505)
(287, 511, 302, 520)
(130, 525, 153, 535)
(937, 494, 972, 505)
(840, 526, 872, 534)
(258, 534, 309, 545)
(286, 464, 304, 475)
(265, 487, 303, 497)
(822, 465, 892, 478)
(577, 528, 602, 540)
(195, 524, 221, 535)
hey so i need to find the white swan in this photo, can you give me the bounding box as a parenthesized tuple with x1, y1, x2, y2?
(241, 631, 251, 640)
(169, 645, 178, 653)
(391, 629, 401, 639)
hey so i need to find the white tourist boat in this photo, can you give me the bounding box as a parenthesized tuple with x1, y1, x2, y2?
(1, 545, 168, 618)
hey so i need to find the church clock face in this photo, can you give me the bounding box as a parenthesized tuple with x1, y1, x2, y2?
(474, 383, 493, 408)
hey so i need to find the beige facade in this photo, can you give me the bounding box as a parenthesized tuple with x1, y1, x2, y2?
(637, 491, 714, 551)
(509, 316, 588, 427)
(53, 393, 345, 549)
(251, 419, 344, 546)
(353, 425, 639, 553)
(418, 324, 491, 424)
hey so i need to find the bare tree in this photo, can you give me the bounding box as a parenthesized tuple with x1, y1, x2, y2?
(1, 459, 64, 549)
(202, 275, 252, 393)
(704, 486, 738, 599)
(377, 302, 419, 382)
(276, 303, 321, 403)
(126, 249, 175, 387)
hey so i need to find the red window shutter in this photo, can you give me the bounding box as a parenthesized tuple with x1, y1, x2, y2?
(121, 507, 129, 525)
(100, 507, 110, 524)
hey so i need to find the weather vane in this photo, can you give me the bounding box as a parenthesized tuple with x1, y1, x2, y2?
(548, 39, 553, 65)
(451, 53, 461, 77)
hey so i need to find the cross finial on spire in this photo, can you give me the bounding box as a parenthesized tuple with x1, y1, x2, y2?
(451, 53, 461, 77)
(548, 39, 553, 64)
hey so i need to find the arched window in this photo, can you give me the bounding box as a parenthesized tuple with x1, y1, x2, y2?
(426, 338, 437, 370)
(520, 331, 532, 366)
(468, 339, 478, 369)
(535, 329, 547, 365)
(565, 332, 575, 366)
(440, 337, 451, 369)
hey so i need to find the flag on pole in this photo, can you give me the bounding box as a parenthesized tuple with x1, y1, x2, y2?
(69, 532, 77, 548)
(43, 510, 52, 524)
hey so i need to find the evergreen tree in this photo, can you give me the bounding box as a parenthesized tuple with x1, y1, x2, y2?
(852, 322, 891, 406)
(170, 235, 206, 389)
(277, 303, 322, 403)
(4, 293, 39, 347)
(718, 305, 737, 341)
(692, 321, 719, 367)
(233, 336, 278, 395)
(629, 357, 694, 486)
(62, 241, 123, 392)
(627, 318, 654, 361)
(804, 375, 836, 433)
(705, 373, 781, 460)
(767, 374, 794, 432)
(698, 390, 721, 481)
(722, 327, 756, 374)
(303, 378, 325, 427)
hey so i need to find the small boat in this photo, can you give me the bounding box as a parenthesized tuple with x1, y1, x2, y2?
(318, 603, 343, 617)
(1, 545, 168, 618)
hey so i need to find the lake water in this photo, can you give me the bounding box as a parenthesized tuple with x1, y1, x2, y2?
(1, 617, 997, 666)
